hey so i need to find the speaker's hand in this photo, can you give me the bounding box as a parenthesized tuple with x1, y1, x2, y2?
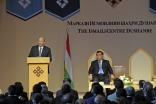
(110, 74, 115, 79)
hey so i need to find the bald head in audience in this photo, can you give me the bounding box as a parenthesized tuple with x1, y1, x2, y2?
(75, 99, 86, 104)
(94, 94, 105, 104)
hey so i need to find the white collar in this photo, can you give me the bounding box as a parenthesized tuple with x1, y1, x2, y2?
(39, 46, 44, 49)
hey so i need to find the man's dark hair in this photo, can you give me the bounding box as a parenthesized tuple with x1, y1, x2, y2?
(116, 97, 129, 104)
(32, 84, 42, 93)
(96, 51, 104, 55)
(143, 82, 153, 97)
(92, 85, 104, 95)
(61, 84, 71, 95)
(139, 80, 145, 89)
(32, 93, 43, 104)
(114, 78, 124, 90)
(14, 82, 22, 86)
(38, 81, 46, 86)
(94, 94, 105, 104)
(8, 85, 16, 95)
(63, 78, 71, 84)
(116, 88, 127, 98)
(15, 85, 23, 96)
(90, 82, 100, 92)
(61, 93, 73, 103)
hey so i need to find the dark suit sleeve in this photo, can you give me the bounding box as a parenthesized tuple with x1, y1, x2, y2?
(28, 46, 33, 57)
(48, 48, 52, 62)
(88, 61, 94, 75)
(107, 61, 113, 75)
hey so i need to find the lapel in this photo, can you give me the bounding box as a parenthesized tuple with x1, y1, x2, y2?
(96, 60, 99, 71)
(36, 45, 39, 56)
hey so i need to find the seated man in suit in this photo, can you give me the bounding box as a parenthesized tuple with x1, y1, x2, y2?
(28, 37, 52, 73)
(142, 82, 153, 102)
(56, 78, 79, 100)
(6, 85, 25, 104)
(88, 51, 114, 84)
(135, 80, 145, 96)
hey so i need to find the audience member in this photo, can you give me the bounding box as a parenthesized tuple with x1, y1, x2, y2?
(107, 78, 124, 101)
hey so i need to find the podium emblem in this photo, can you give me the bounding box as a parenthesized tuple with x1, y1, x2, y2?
(33, 66, 44, 77)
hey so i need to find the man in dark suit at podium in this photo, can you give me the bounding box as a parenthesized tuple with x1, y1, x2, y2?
(28, 37, 52, 73)
(88, 51, 114, 84)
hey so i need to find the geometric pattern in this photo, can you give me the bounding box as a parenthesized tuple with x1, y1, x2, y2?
(33, 66, 44, 77)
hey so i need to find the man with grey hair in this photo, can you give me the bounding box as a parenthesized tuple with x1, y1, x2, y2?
(143, 82, 153, 102)
(125, 86, 135, 104)
(75, 99, 86, 104)
(41, 85, 53, 104)
(94, 94, 105, 104)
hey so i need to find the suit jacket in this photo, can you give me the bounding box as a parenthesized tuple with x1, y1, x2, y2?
(6, 96, 25, 104)
(126, 96, 133, 104)
(145, 96, 153, 102)
(83, 92, 93, 99)
(42, 94, 53, 104)
(85, 94, 96, 104)
(106, 88, 116, 97)
(135, 89, 144, 96)
(56, 89, 79, 100)
(88, 59, 113, 78)
(107, 92, 117, 102)
(28, 45, 52, 73)
(5, 92, 28, 101)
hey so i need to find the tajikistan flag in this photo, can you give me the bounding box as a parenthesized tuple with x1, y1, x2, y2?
(64, 34, 74, 88)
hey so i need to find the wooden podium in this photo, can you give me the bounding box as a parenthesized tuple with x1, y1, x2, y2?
(27, 57, 50, 97)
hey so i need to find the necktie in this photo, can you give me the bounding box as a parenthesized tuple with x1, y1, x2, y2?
(98, 61, 103, 74)
(39, 47, 42, 57)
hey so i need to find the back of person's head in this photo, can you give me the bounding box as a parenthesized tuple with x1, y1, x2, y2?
(39, 99, 50, 104)
(33, 84, 42, 93)
(116, 97, 130, 104)
(139, 80, 145, 89)
(75, 99, 86, 104)
(125, 86, 135, 97)
(38, 81, 46, 86)
(14, 82, 22, 86)
(8, 85, 16, 95)
(94, 94, 105, 104)
(90, 82, 100, 92)
(143, 82, 153, 97)
(108, 102, 118, 104)
(116, 88, 127, 98)
(32, 93, 43, 104)
(41, 85, 48, 94)
(15, 85, 23, 96)
(114, 78, 124, 90)
(92, 85, 104, 95)
(63, 78, 71, 84)
(61, 93, 73, 103)
(132, 95, 145, 104)
(61, 84, 71, 95)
